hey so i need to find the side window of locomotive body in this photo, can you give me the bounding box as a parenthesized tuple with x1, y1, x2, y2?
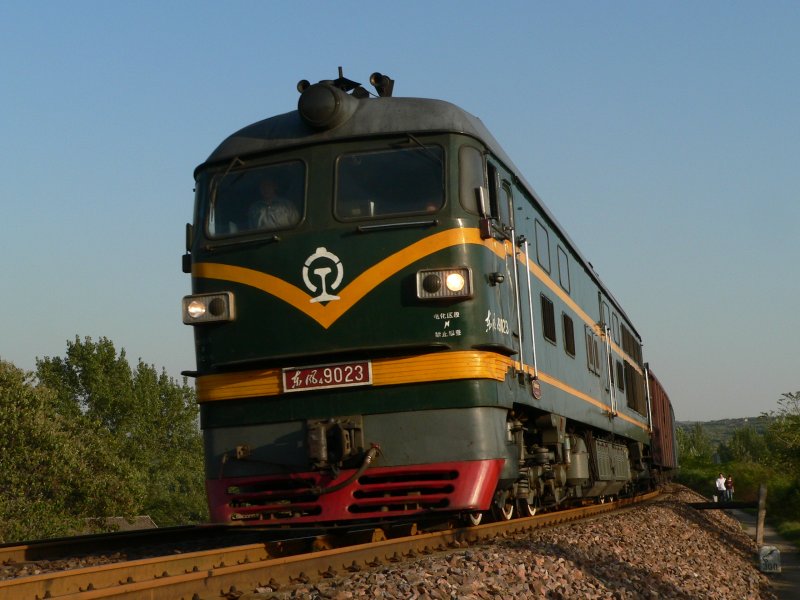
(585, 325, 601, 376)
(459, 146, 485, 213)
(335, 145, 444, 219)
(557, 246, 570, 293)
(601, 301, 610, 329)
(562, 313, 576, 357)
(206, 161, 305, 238)
(541, 294, 557, 344)
(535, 220, 551, 273)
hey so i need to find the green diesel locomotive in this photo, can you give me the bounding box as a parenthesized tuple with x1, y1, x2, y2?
(182, 70, 675, 525)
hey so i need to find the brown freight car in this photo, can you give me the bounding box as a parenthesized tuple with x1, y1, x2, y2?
(647, 366, 678, 471)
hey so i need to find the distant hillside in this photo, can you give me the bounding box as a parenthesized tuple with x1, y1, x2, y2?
(676, 416, 773, 448)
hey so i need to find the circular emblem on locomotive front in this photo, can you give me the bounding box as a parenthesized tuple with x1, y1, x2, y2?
(302, 247, 344, 304)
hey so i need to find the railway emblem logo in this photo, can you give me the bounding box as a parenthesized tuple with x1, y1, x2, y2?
(302, 247, 343, 303)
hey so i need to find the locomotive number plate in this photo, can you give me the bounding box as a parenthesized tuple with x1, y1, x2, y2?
(282, 360, 373, 393)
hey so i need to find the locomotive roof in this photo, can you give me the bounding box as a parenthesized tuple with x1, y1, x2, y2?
(201, 97, 508, 167)
(198, 96, 639, 339)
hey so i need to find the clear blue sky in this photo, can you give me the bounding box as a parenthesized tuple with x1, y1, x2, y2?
(1, 1, 797, 421)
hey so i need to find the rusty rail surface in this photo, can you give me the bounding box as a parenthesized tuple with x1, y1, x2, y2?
(0, 524, 245, 564)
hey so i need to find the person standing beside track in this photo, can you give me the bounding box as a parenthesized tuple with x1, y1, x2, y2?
(715, 473, 727, 502)
(725, 475, 735, 501)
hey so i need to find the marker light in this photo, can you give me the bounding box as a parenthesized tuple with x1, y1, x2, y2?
(422, 274, 442, 294)
(416, 268, 472, 300)
(182, 292, 235, 325)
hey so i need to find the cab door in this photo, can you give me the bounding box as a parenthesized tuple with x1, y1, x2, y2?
(598, 296, 617, 415)
(486, 161, 523, 371)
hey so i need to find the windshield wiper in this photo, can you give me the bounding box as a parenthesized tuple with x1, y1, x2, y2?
(209, 157, 245, 211)
(357, 219, 439, 233)
(204, 234, 282, 251)
(406, 134, 443, 166)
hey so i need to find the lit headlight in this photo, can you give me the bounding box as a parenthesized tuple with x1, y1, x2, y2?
(416, 268, 472, 300)
(445, 272, 466, 292)
(182, 292, 235, 325)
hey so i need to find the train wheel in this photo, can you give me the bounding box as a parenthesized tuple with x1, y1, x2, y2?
(517, 498, 539, 517)
(491, 494, 515, 521)
(466, 512, 484, 526)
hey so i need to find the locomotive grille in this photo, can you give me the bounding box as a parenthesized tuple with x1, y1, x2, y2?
(227, 477, 323, 520)
(348, 469, 458, 514)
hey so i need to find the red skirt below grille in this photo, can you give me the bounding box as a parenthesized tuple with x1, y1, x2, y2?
(207, 458, 505, 525)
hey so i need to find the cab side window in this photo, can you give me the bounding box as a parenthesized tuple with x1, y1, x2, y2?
(500, 182, 513, 229)
(459, 146, 485, 213)
(485, 162, 514, 238)
(487, 163, 500, 219)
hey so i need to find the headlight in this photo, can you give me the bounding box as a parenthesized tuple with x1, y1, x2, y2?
(445, 272, 466, 292)
(182, 292, 235, 324)
(416, 268, 472, 300)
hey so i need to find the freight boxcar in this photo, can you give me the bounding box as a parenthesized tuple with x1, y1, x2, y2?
(647, 367, 678, 472)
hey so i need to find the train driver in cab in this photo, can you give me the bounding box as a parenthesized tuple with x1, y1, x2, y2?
(248, 176, 300, 231)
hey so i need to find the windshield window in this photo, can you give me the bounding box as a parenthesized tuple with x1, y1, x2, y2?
(207, 161, 304, 237)
(336, 146, 444, 219)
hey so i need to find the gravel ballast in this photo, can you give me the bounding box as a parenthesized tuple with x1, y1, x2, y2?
(247, 487, 776, 599)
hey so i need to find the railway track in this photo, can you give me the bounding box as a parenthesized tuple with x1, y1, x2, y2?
(0, 491, 660, 599)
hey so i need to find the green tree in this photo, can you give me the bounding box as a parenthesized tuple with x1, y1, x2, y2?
(766, 392, 800, 470)
(0, 361, 143, 542)
(35, 336, 207, 526)
(36, 336, 136, 431)
(127, 358, 207, 525)
(676, 423, 715, 464)
(718, 425, 770, 464)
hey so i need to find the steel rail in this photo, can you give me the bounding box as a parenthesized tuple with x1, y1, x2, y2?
(0, 524, 244, 564)
(3, 491, 659, 599)
(0, 544, 271, 600)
